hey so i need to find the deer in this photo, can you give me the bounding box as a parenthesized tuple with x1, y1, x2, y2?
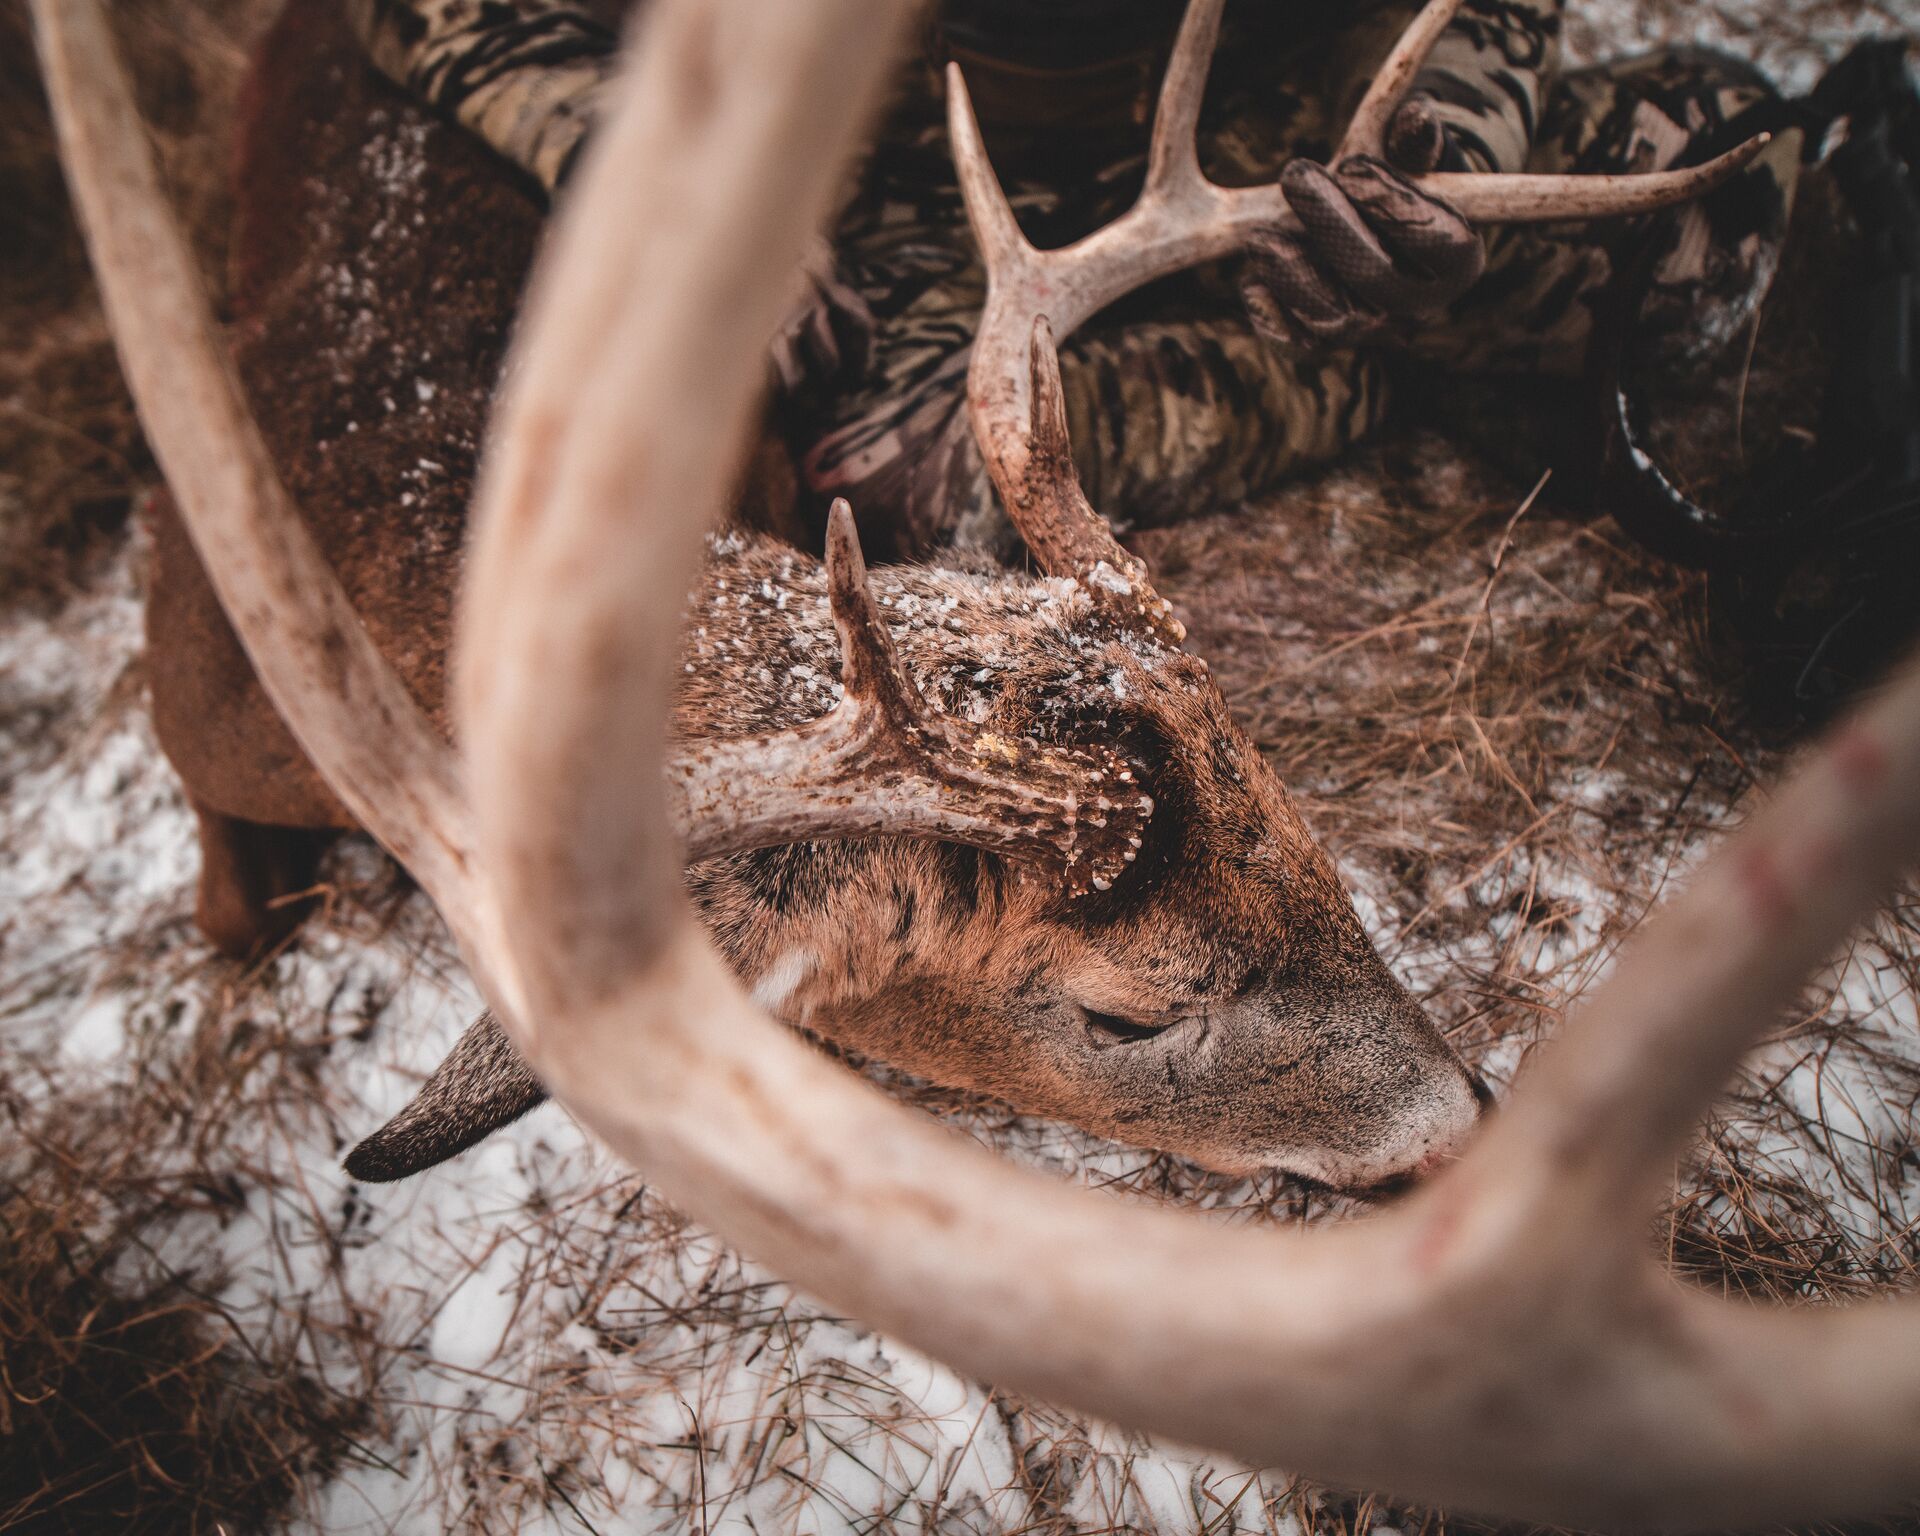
(141, 0, 1499, 1189)
(340, 507, 1512, 1187)
(100, 0, 1766, 1191)
(37, 0, 1920, 1526)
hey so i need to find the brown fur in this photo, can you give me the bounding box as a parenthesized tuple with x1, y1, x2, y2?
(144, 0, 534, 860)
(161, 2, 1482, 1188)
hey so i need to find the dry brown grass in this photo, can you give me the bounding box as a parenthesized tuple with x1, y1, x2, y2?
(1146, 414, 1920, 1296)
(1140, 425, 1920, 1532)
(0, 1092, 365, 1534)
(0, 12, 360, 1531)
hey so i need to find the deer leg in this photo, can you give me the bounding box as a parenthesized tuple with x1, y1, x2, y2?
(190, 799, 333, 959)
(344, 1009, 546, 1181)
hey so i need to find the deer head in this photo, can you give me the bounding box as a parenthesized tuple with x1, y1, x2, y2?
(671, 524, 1489, 1188)
(780, 621, 1483, 1186)
(41, 0, 1920, 1527)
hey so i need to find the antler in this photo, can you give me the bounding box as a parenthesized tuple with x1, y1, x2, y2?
(39, 0, 1920, 1525)
(950, 0, 1772, 648)
(455, 3, 1920, 1529)
(673, 500, 1149, 891)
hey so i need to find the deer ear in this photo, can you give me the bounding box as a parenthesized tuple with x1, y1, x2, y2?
(343, 1010, 547, 1181)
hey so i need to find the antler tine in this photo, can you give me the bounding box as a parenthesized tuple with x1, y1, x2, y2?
(1428, 134, 1775, 223)
(1027, 317, 1073, 459)
(1024, 317, 1186, 644)
(1142, 0, 1227, 201)
(945, 61, 1036, 283)
(1334, 0, 1775, 220)
(820, 495, 911, 714)
(1340, 0, 1468, 161)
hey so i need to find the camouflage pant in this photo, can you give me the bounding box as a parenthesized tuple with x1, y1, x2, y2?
(803, 25, 1800, 554)
(343, 1, 1801, 557)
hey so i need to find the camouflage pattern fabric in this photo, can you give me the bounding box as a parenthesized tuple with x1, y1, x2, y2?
(343, 0, 614, 189)
(342, 0, 1801, 555)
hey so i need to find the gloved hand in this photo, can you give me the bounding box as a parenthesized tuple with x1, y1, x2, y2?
(1240, 97, 1485, 351)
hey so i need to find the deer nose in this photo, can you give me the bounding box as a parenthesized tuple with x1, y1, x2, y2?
(1413, 1141, 1465, 1179)
(1402, 1073, 1493, 1184)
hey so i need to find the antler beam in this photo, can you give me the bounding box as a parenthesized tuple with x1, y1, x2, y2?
(951, 0, 1770, 653)
(458, 0, 1920, 1527)
(40, 0, 1920, 1523)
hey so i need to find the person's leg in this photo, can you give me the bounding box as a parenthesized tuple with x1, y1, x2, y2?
(343, 0, 617, 194)
(1409, 48, 1804, 378)
(802, 293, 1387, 556)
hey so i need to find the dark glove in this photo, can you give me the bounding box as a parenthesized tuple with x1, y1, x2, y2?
(769, 237, 876, 395)
(1240, 97, 1485, 351)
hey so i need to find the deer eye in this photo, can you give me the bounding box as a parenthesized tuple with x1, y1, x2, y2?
(1083, 1010, 1177, 1046)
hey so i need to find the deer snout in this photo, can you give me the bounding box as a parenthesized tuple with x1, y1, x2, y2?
(1234, 986, 1488, 1192)
(1410, 1071, 1493, 1178)
(1361, 1055, 1485, 1183)
(1006, 979, 1488, 1191)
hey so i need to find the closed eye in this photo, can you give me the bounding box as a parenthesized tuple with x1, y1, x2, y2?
(1083, 1009, 1177, 1046)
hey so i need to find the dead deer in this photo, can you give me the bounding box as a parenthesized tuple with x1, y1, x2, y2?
(346, 508, 1505, 1187)
(132, 0, 1493, 1188)
(42, 0, 1920, 1524)
(108, 0, 1768, 1190)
